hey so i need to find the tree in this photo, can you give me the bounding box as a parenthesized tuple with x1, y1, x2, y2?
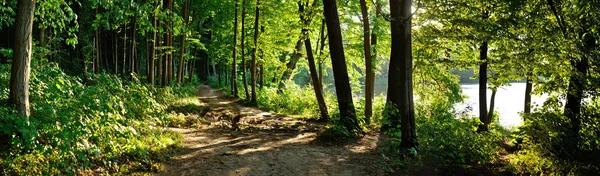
(300, 0, 329, 121)
(250, 0, 260, 104)
(241, 0, 250, 98)
(231, 0, 240, 97)
(178, 0, 190, 84)
(359, 0, 374, 124)
(322, 0, 361, 134)
(385, 0, 417, 149)
(9, 0, 36, 117)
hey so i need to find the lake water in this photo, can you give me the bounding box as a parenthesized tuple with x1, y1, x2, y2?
(456, 83, 548, 128)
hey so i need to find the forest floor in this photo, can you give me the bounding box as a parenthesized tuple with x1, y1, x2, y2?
(157, 85, 384, 176)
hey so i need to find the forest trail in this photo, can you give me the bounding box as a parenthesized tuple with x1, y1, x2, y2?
(158, 85, 384, 176)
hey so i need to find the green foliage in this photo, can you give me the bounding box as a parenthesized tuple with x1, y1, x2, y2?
(256, 82, 337, 119)
(512, 97, 600, 175)
(0, 64, 185, 175)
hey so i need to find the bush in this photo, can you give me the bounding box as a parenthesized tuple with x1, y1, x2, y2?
(512, 96, 600, 175)
(0, 64, 184, 175)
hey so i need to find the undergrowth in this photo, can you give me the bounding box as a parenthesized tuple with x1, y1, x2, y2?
(0, 63, 199, 175)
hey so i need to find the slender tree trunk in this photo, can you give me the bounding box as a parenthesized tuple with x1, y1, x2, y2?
(317, 19, 327, 89)
(250, 0, 260, 104)
(178, 1, 189, 84)
(360, 0, 374, 124)
(477, 11, 490, 132)
(232, 0, 239, 97)
(113, 30, 118, 74)
(259, 62, 264, 89)
(385, 0, 417, 149)
(158, 28, 164, 86)
(9, 0, 35, 117)
(241, 0, 250, 99)
(167, 0, 174, 83)
(149, 2, 157, 85)
(478, 41, 489, 132)
(524, 74, 533, 114)
(323, 0, 361, 134)
(122, 24, 127, 76)
(189, 59, 194, 83)
(131, 17, 137, 78)
(306, 38, 329, 121)
(488, 89, 497, 121)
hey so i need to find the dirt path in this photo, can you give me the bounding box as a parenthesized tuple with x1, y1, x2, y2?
(159, 85, 384, 176)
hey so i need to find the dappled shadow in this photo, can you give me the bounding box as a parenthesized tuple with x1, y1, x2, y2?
(160, 128, 383, 176)
(157, 85, 385, 176)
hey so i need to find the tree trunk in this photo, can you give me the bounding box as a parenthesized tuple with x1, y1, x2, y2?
(9, 0, 35, 117)
(322, 0, 361, 134)
(131, 17, 137, 78)
(478, 41, 489, 132)
(318, 19, 327, 89)
(385, 0, 417, 149)
(113, 30, 118, 74)
(477, 11, 490, 132)
(488, 89, 497, 121)
(178, 1, 189, 84)
(306, 38, 329, 121)
(148, 2, 157, 85)
(122, 24, 127, 76)
(241, 0, 250, 99)
(250, 0, 260, 104)
(189, 59, 195, 83)
(231, 0, 239, 97)
(524, 74, 532, 114)
(360, 0, 374, 124)
(564, 57, 587, 141)
(259, 62, 264, 89)
(158, 27, 164, 86)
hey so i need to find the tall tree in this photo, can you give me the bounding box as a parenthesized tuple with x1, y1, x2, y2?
(231, 0, 239, 97)
(478, 12, 490, 132)
(300, 0, 328, 121)
(148, 0, 158, 85)
(250, 0, 260, 104)
(360, 0, 374, 124)
(9, 0, 36, 117)
(386, 0, 417, 149)
(178, 1, 190, 84)
(240, 0, 250, 98)
(322, 0, 361, 134)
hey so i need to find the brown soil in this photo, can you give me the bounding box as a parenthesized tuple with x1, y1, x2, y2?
(158, 85, 384, 176)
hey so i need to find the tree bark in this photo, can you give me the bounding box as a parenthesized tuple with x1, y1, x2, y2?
(317, 19, 327, 89)
(488, 89, 497, 121)
(178, 1, 189, 84)
(478, 41, 489, 132)
(322, 0, 361, 134)
(232, 0, 239, 97)
(299, 2, 329, 121)
(167, 0, 174, 84)
(477, 11, 490, 132)
(524, 74, 533, 114)
(148, 1, 157, 85)
(250, 0, 260, 104)
(385, 0, 417, 149)
(241, 0, 250, 99)
(9, 0, 35, 117)
(360, 0, 374, 124)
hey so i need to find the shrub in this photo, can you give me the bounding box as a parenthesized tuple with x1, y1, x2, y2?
(512, 96, 600, 175)
(0, 64, 184, 175)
